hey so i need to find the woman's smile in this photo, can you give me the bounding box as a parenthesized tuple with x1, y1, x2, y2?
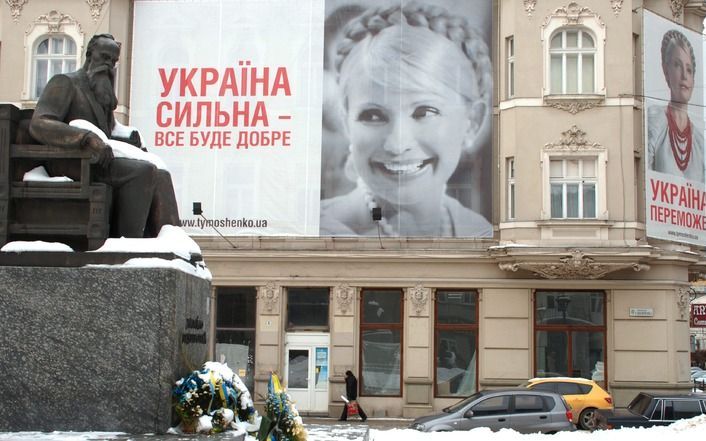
(370, 157, 436, 177)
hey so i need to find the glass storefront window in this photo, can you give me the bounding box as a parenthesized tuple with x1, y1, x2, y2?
(534, 291, 606, 388)
(435, 290, 478, 397)
(360, 289, 402, 396)
(286, 287, 329, 330)
(215, 287, 257, 392)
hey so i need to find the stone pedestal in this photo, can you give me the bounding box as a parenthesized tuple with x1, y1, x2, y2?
(0, 264, 210, 433)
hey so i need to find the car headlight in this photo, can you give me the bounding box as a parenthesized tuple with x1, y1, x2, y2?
(411, 423, 425, 431)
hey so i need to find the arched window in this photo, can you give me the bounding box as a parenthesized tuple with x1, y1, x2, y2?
(549, 28, 596, 94)
(22, 10, 84, 102)
(541, 3, 605, 98)
(32, 35, 77, 99)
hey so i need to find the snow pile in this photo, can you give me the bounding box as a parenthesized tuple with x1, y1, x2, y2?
(22, 165, 72, 182)
(92, 225, 200, 261)
(367, 414, 706, 440)
(1, 241, 73, 252)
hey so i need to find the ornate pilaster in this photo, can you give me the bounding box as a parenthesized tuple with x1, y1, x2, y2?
(6, 0, 28, 23)
(257, 282, 280, 313)
(677, 287, 690, 320)
(610, 0, 623, 16)
(670, 0, 686, 18)
(333, 284, 356, 315)
(524, 0, 537, 17)
(408, 284, 431, 316)
(86, 0, 107, 22)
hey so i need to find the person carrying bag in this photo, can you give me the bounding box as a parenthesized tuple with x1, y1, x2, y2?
(339, 370, 367, 422)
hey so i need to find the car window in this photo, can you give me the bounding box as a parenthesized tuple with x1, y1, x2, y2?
(651, 400, 663, 420)
(663, 400, 703, 420)
(629, 393, 653, 415)
(514, 395, 550, 413)
(531, 382, 557, 393)
(557, 382, 582, 395)
(577, 384, 592, 394)
(471, 395, 511, 416)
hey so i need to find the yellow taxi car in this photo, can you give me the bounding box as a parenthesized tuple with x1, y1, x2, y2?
(519, 377, 613, 430)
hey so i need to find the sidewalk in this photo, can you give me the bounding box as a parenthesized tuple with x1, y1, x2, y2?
(303, 416, 412, 430)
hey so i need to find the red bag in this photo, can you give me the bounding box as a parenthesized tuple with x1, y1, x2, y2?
(347, 401, 359, 416)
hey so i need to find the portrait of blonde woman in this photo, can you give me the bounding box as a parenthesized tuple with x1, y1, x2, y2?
(647, 29, 705, 183)
(319, 0, 492, 237)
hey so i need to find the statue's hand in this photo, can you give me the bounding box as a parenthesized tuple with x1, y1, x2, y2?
(82, 132, 114, 168)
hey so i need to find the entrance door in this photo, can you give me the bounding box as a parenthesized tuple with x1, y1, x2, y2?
(284, 333, 329, 413)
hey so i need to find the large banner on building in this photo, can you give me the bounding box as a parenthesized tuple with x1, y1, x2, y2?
(644, 11, 705, 246)
(130, 0, 492, 237)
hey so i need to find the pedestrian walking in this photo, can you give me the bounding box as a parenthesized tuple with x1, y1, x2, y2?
(339, 370, 367, 421)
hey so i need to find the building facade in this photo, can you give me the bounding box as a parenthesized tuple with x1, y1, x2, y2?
(2, 0, 705, 418)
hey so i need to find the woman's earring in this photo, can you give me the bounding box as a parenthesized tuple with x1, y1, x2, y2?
(348, 143, 354, 154)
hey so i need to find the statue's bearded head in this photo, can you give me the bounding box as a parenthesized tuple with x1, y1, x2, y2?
(85, 34, 120, 113)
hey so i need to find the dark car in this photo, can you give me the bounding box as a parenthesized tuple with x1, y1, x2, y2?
(409, 388, 575, 434)
(595, 392, 706, 429)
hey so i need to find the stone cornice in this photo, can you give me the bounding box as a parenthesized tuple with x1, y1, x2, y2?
(497, 249, 650, 279)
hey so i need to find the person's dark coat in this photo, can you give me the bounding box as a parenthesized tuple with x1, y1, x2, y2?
(345, 372, 358, 400)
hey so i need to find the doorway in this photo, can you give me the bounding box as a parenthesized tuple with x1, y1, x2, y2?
(284, 333, 329, 413)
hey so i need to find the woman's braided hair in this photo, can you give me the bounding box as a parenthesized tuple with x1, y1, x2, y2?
(334, 2, 492, 105)
(661, 29, 695, 76)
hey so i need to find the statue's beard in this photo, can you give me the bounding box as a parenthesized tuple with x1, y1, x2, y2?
(87, 65, 117, 113)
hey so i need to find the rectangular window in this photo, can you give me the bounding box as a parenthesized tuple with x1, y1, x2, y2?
(215, 286, 257, 392)
(286, 287, 329, 330)
(360, 289, 403, 396)
(535, 291, 606, 388)
(507, 36, 515, 98)
(435, 290, 478, 397)
(549, 158, 597, 218)
(507, 158, 515, 220)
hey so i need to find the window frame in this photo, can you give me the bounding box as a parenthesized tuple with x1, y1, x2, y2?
(434, 289, 479, 398)
(533, 290, 607, 389)
(214, 286, 257, 392)
(23, 11, 84, 102)
(541, 4, 605, 98)
(31, 35, 78, 100)
(506, 36, 515, 99)
(541, 137, 607, 220)
(548, 28, 596, 95)
(359, 288, 404, 397)
(507, 157, 516, 220)
(548, 157, 597, 219)
(285, 286, 330, 332)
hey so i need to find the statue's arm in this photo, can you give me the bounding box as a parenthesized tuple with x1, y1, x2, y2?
(29, 74, 90, 149)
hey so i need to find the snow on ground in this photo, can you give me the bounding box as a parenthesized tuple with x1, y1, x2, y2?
(1, 415, 706, 441)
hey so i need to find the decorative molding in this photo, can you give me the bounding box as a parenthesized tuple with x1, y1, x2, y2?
(670, 0, 686, 18)
(408, 285, 431, 315)
(677, 287, 690, 320)
(542, 2, 605, 28)
(610, 0, 623, 16)
(86, 0, 107, 22)
(6, 0, 28, 23)
(333, 284, 356, 315)
(498, 249, 650, 279)
(545, 97, 604, 114)
(257, 282, 280, 313)
(524, 0, 537, 16)
(26, 10, 82, 35)
(544, 125, 603, 152)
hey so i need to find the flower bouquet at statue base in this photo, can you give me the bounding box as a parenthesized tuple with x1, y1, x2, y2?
(169, 361, 260, 435)
(259, 373, 307, 441)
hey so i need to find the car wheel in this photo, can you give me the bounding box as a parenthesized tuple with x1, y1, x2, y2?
(579, 408, 597, 431)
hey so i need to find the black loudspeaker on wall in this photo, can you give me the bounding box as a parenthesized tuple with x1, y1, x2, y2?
(371, 207, 382, 221)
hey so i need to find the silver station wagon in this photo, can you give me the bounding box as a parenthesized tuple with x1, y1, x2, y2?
(410, 388, 576, 434)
